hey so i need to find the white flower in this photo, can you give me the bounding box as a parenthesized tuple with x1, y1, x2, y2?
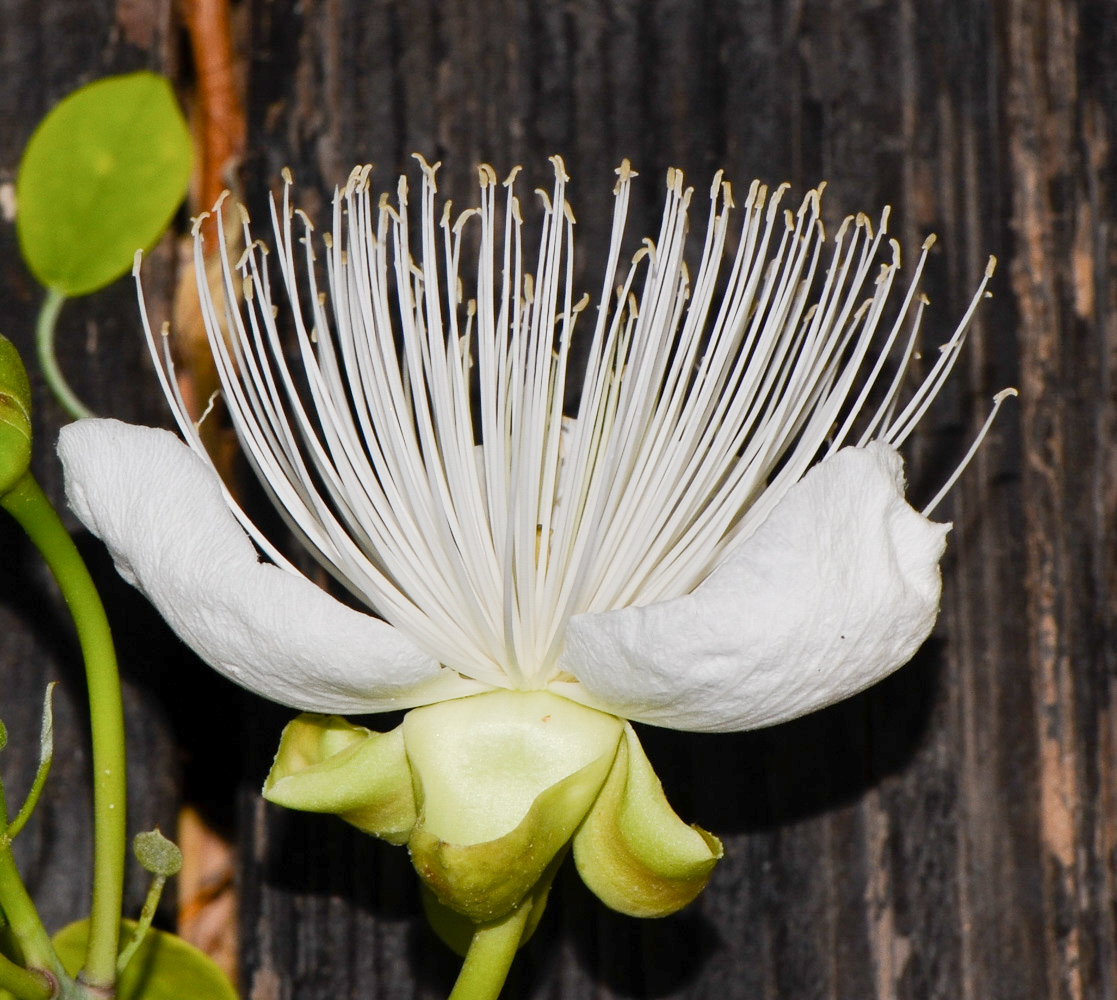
(59, 156, 1009, 734)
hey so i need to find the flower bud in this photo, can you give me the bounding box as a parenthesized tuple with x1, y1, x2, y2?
(0, 334, 32, 496)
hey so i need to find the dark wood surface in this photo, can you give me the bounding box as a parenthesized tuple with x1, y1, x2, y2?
(1, 1, 1115, 997)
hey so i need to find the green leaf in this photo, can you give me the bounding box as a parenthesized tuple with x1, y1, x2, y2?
(17, 72, 191, 297)
(52, 920, 237, 1000)
(2, 684, 55, 845)
(133, 829, 182, 878)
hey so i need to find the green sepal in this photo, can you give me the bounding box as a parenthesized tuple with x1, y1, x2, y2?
(263, 714, 416, 844)
(403, 691, 623, 922)
(17, 72, 192, 297)
(52, 919, 237, 1000)
(573, 722, 723, 918)
(420, 847, 565, 957)
(0, 336, 31, 497)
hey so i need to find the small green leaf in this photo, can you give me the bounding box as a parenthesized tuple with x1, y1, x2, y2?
(17, 72, 191, 297)
(37, 684, 54, 766)
(3, 684, 56, 845)
(133, 829, 182, 878)
(52, 920, 238, 1000)
(0, 721, 7, 753)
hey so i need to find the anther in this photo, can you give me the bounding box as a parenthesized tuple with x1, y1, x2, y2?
(550, 155, 570, 183)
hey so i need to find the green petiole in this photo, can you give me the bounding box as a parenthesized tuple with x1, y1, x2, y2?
(35, 289, 93, 422)
(0, 950, 54, 1000)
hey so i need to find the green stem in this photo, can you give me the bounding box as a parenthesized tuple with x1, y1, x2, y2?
(0, 846, 59, 976)
(1, 474, 125, 989)
(0, 592, 57, 980)
(35, 289, 93, 421)
(115, 875, 165, 977)
(0, 950, 53, 1000)
(447, 905, 530, 1000)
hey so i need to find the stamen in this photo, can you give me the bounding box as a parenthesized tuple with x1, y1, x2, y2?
(142, 160, 1000, 691)
(922, 388, 1018, 516)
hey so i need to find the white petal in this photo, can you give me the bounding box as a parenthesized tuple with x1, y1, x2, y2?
(58, 419, 483, 714)
(556, 442, 949, 732)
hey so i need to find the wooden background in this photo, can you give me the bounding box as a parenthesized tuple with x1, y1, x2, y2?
(1, 0, 1115, 997)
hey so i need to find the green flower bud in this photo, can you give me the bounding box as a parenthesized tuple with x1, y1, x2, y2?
(0, 334, 32, 496)
(264, 713, 416, 844)
(572, 722, 723, 917)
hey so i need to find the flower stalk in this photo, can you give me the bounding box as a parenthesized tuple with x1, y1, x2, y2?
(447, 904, 532, 1000)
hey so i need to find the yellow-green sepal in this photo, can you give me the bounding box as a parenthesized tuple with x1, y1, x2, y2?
(403, 691, 623, 923)
(420, 846, 566, 957)
(263, 714, 416, 844)
(0, 335, 32, 497)
(572, 722, 723, 917)
(52, 919, 237, 1000)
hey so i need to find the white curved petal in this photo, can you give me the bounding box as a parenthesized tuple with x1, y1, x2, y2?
(557, 443, 950, 732)
(58, 419, 485, 714)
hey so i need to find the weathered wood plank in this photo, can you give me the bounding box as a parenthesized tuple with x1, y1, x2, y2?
(230, 1, 1114, 997)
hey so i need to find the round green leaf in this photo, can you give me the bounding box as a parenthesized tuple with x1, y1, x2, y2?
(17, 72, 192, 296)
(52, 920, 238, 1000)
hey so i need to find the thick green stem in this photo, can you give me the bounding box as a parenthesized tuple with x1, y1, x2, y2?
(35, 289, 93, 422)
(0, 847, 59, 977)
(447, 905, 531, 1000)
(0, 950, 54, 1000)
(1, 473, 125, 989)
